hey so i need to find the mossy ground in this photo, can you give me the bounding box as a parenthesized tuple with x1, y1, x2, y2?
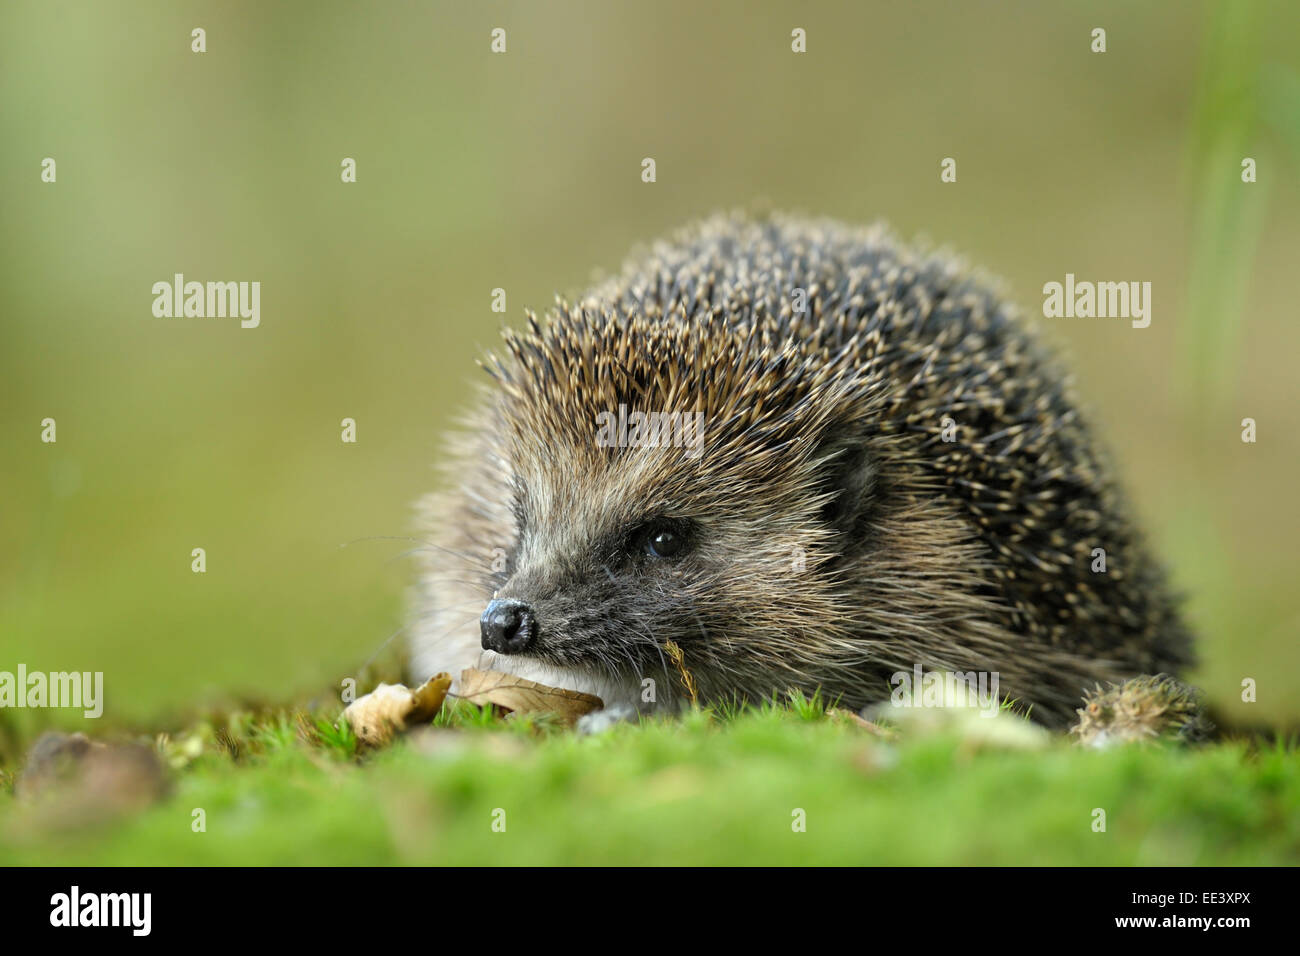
(1, 693, 1296, 866)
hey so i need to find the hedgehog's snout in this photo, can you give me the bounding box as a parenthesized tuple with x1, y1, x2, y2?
(480, 598, 537, 655)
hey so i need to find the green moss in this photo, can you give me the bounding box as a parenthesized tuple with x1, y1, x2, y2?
(1, 702, 1295, 866)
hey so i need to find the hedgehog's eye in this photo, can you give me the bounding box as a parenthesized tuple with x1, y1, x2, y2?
(644, 525, 687, 559)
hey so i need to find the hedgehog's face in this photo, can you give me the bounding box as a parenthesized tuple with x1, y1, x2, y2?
(476, 428, 873, 707)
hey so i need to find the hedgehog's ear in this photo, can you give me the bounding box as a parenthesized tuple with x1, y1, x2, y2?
(812, 431, 876, 544)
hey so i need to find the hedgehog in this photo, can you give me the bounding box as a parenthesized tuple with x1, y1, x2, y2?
(409, 213, 1195, 729)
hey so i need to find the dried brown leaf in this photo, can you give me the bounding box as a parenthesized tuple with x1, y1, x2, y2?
(457, 668, 602, 724)
(342, 673, 452, 746)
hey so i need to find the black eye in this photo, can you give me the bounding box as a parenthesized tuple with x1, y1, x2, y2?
(645, 526, 686, 559)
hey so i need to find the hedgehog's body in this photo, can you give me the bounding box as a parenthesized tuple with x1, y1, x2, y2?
(411, 215, 1193, 727)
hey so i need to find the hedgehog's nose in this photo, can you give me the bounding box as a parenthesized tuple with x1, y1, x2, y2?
(480, 599, 536, 654)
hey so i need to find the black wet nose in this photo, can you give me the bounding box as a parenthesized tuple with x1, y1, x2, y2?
(480, 599, 536, 654)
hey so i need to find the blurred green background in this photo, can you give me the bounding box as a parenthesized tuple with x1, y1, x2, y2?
(2, 0, 1297, 731)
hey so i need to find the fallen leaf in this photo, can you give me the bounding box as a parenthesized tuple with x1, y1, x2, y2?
(342, 673, 452, 746)
(457, 668, 602, 724)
